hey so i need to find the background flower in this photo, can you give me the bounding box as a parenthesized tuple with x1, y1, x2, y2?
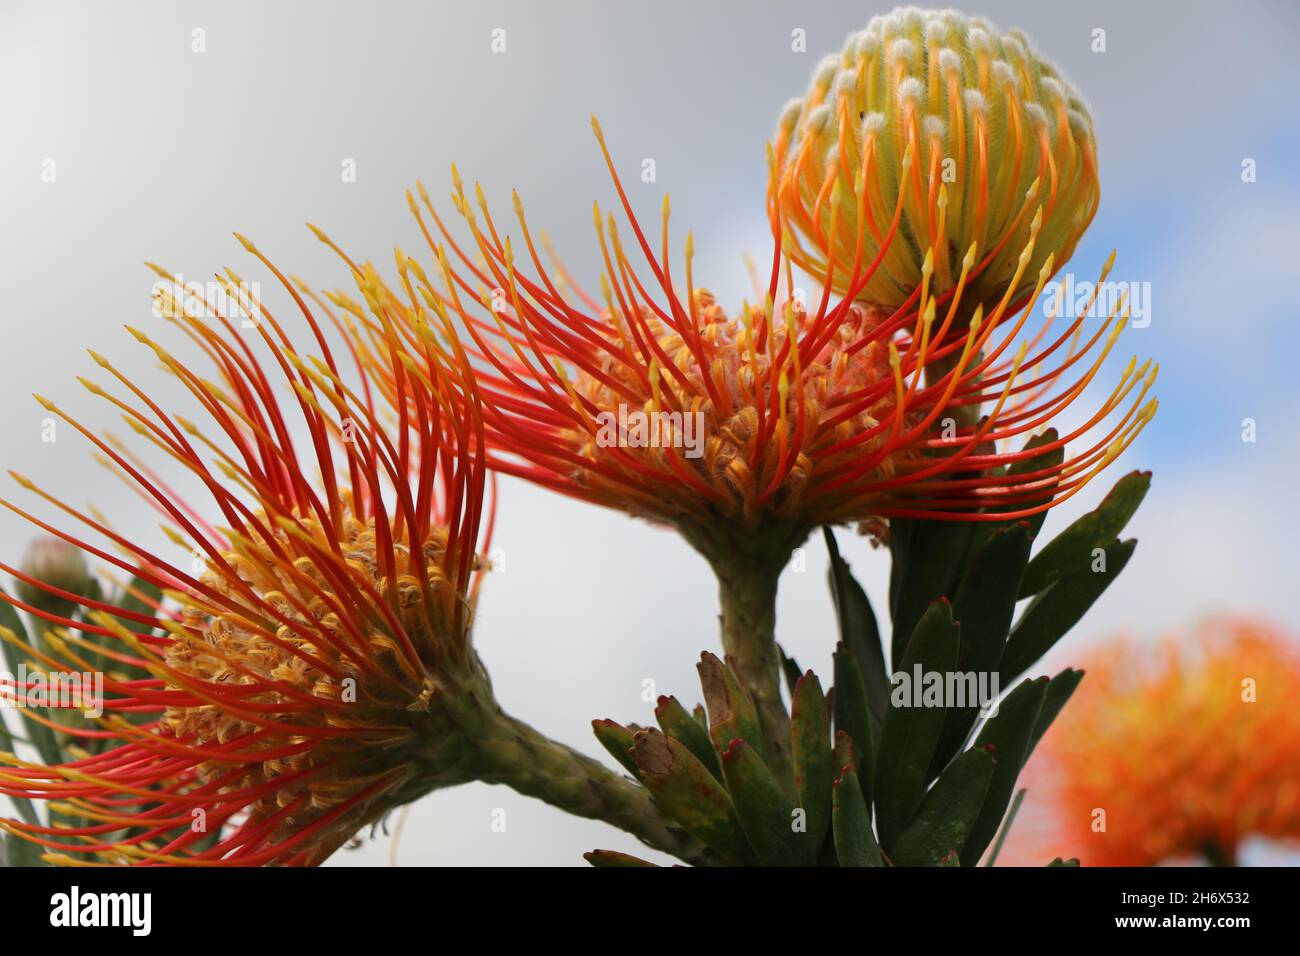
(1002, 618, 1300, 866)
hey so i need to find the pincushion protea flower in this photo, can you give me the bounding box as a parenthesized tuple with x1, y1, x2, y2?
(0, 254, 699, 865)
(1007, 619, 1300, 867)
(325, 107, 1153, 770)
(774, 6, 1098, 313)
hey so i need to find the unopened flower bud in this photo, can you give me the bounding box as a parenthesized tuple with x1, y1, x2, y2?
(14, 536, 93, 617)
(772, 7, 1098, 313)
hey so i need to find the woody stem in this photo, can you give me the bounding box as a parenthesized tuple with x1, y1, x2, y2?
(470, 707, 710, 864)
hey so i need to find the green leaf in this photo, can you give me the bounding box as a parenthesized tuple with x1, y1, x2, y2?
(583, 849, 657, 867)
(960, 677, 1049, 866)
(96, 576, 162, 677)
(970, 429, 1065, 553)
(1025, 668, 1085, 762)
(0, 596, 63, 767)
(832, 643, 875, 810)
(720, 738, 810, 866)
(874, 600, 960, 850)
(1001, 540, 1135, 685)
(888, 520, 975, 666)
(929, 522, 1033, 777)
(1019, 471, 1150, 597)
(630, 729, 751, 863)
(654, 695, 722, 782)
(0, 714, 39, 826)
(591, 719, 640, 778)
(985, 787, 1027, 867)
(697, 652, 764, 761)
(891, 745, 996, 867)
(831, 768, 883, 867)
(824, 528, 889, 727)
(790, 671, 832, 850)
(832, 729, 857, 776)
(112, 575, 162, 622)
(778, 645, 803, 701)
(1, 833, 47, 867)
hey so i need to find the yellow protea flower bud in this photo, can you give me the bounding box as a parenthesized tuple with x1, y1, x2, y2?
(772, 6, 1099, 313)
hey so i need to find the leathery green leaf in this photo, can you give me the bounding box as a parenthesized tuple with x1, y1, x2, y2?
(891, 745, 996, 867)
(697, 651, 763, 761)
(1019, 471, 1149, 597)
(630, 729, 751, 863)
(960, 677, 1049, 866)
(930, 522, 1032, 777)
(1001, 539, 1135, 684)
(0, 598, 62, 767)
(655, 694, 722, 782)
(790, 670, 832, 850)
(721, 738, 812, 865)
(874, 599, 960, 850)
(591, 719, 640, 778)
(824, 528, 889, 727)
(833, 643, 875, 808)
(888, 519, 975, 666)
(969, 428, 1065, 554)
(832, 768, 883, 867)
(583, 849, 657, 867)
(1025, 668, 1085, 762)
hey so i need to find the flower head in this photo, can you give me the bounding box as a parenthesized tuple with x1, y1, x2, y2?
(1009, 619, 1300, 867)
(334, 116, 1152, 568)
(0, 249, 494, 866)
(773, 7, 1099, 312)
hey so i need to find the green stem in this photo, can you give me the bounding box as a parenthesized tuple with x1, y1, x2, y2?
(711, 554, 792, 777)
(676, 519, 806, 781)
(471, 709, 709, 864)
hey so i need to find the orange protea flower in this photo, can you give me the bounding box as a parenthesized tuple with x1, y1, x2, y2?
(0, 256, 498, 866)
(1009, 619, 1300, 867)
(334, 128, 1152, 550)
(774, 7, 1099, 312)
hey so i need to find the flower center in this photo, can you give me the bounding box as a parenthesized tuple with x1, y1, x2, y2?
(566, 291, 914, 529)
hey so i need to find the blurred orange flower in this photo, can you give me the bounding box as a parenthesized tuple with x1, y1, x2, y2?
(1009, 618, 1300, 866)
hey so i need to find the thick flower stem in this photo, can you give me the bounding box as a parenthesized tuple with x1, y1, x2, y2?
(712, 556, 792, 778)
(676, 519, 804, 783)
(470, 708, 709, 864)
